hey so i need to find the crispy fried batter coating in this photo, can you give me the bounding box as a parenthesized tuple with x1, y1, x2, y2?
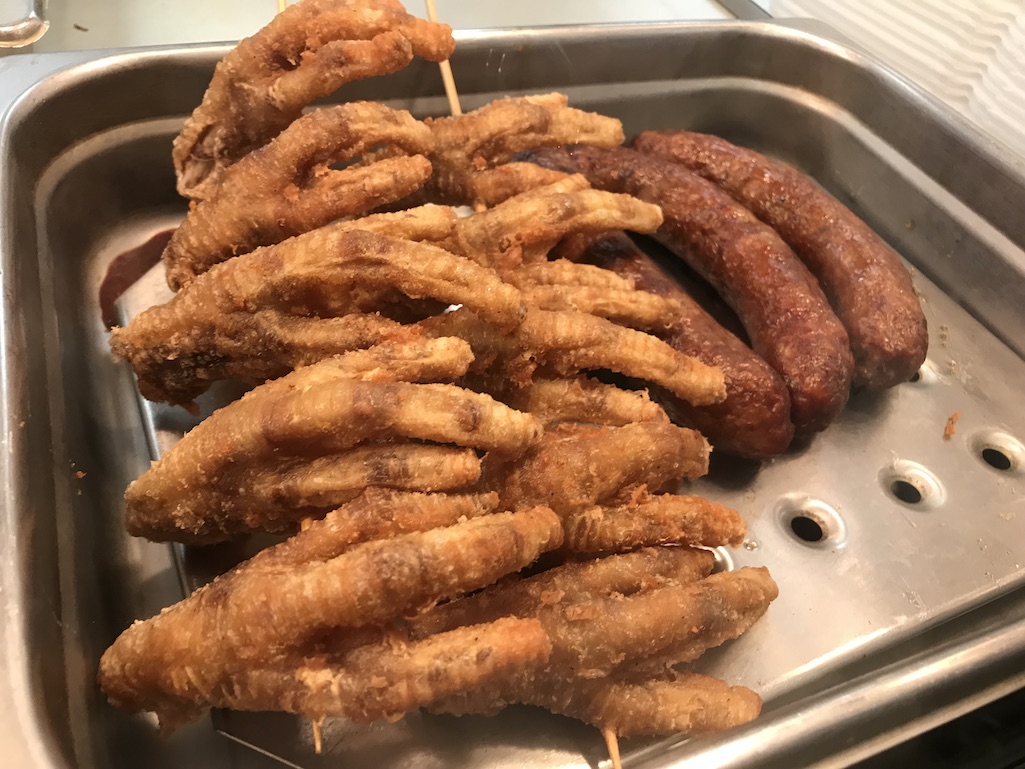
(425, 94, 624, 205)
(118, 228, 523, 405)
(210, 618, 550, 727)
(421, 308, 725, 407)
(436, 670, 762, 737)
(252, 489, 500, 568)
(419, 567, 777, 676)
(508, 259, 683, 331)
(414, 547, 715, 635)
(241, 443, 482, 512)
(510, 259, 637, 290)
(98, 507, 563, 729)
(420, 570, 770, 738)
(493, 422, 710, 515)
(518, 310, 724, 406)
(563, 672, 762, 737)
(316, 203, 460, 244)
(112, 310, 405, 407)
(452, 177, 663, 268)
(261, 336, 474, 394)
(126, 378, 543, 542)
(173, 0, 454, 199)
(564, 491, 746, 553)
(464, 162, 572, 208)
(501, 376, 668, 426)
(166, 103, 434, 288)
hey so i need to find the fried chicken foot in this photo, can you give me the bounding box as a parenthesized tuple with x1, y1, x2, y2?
(492, 421, 710, 517)
(207, 618, 550, 727)
(173, 0, 454, 199)
(425, 94, 624, 205)
(126, 378, 542, 542)
(98, 507, 563, 729)
(453, 177, 663, 268)
(118, 229, 523, 405)
(474, 567, 773, 673)
(413, 547, 715, 634)
(507, 259, 682, 331)
(436, 670, 762, 738)
(310, 203, 460, 244)
(422, 308, 725, 408)
(422, 567, 776, 734)
(519, 310, 725, 407)
(250, 489, 500, 568)
(464, 162, 571, 208)
(564, 492, 746, 553)
(261, 336, 474, 394)
(511, 259, 641, 290)
(166, 103, 435, 288)
(501, 376, 668, 426)
(113, 311, 407, 407)
(240, 444, 482, 514)
(418, 566, 777, 675)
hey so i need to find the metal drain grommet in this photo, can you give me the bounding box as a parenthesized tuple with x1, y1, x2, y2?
(879, 460, 946, 510)
(969, 429, 1024, 474)
(708, 546, 735, 573)
(908, 360, 939, 386)
(775, 495, 848, 550)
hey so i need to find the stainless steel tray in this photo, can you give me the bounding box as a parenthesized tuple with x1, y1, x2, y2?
(3, 20, 1025, 769)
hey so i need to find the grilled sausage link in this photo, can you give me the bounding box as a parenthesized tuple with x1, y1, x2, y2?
(633, 130, 928, 389)
(555, 231, 794, 459)
(518, 145, 852, 433)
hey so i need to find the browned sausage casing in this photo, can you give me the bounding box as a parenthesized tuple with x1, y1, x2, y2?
(518, 145, 853, 433)
(556, 231, 794, 459)
(633, 130, 928, 390)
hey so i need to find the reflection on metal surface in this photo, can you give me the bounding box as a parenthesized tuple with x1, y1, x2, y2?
(2, 20, 1025, 769)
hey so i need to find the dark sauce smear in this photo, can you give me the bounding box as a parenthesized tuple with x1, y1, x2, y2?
(99, 229, 175, 329)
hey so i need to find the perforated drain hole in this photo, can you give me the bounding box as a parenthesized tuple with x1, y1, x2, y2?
(909, 370, 920, 383)
(891, 480, 922, 504)
(709, 546, 735, 573)
(790, 515, 824, 542)
(983, 449, 1012, 470)
(970, 430, 1023, 474)
(879, 460, 945, 510)
(775, 495, 848, 550)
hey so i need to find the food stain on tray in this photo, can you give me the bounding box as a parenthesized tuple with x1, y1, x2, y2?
(98, 228, 174, 329)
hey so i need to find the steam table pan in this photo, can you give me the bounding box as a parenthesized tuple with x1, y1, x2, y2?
(2, 20, 1025, 769)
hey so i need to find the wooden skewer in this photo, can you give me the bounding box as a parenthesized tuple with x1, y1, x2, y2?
(424, 0, 463, 116)
(602, 728, 623, 769)
(312, 718, 324, 753)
